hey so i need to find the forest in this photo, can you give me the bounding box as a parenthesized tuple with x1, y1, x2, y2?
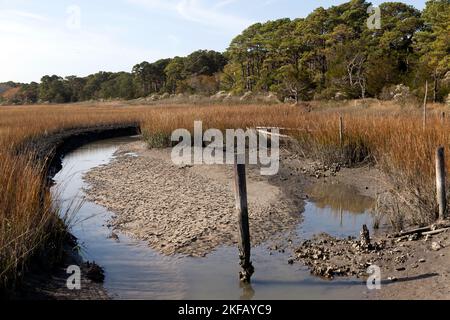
(1, 0, 449, 105)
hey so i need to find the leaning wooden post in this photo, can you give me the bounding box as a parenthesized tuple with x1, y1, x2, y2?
(339, 115, 344, 148)
(423, 81, 428, 131)
(233, 154, 254, 283)
(436, 147, 447, 220)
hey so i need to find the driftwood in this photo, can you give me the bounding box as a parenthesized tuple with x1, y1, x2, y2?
(393, 223, 450, 238)
(392, 226, 432, 238)
(422, 228, 450, 236)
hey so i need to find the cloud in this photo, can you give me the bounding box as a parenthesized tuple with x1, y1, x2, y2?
(127, 0, 252, 33)
(214, 0, 239, 9)
(0, 9, 48, 22)
(0, 9, 165, 82)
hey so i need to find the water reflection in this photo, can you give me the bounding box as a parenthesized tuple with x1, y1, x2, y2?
(307, 182, 375, 214)
(240, 283, 255, 300)
(300, 182, 376, 238)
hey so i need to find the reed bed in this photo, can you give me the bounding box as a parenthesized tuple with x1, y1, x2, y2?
(0, 100, 448, 290)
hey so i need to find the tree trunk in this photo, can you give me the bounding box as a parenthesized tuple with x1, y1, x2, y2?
(433, 69, 438, 103)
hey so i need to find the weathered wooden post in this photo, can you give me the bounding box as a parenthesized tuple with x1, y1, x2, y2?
(233, 154, 254, 283)
(339, 115, 344, 147)
(423, 81, 428, 131)
(436, 147, 447, 220)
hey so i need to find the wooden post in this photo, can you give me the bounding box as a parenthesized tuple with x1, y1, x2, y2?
(339, 115, 344, 147)
(233, 155, 254, 283)
(423, 81, 428, 131)
(436, 147, 447, 220)
(442, 112, 446, 125)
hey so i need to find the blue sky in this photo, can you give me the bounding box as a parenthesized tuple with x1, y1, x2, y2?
(0, 0, 427, 83)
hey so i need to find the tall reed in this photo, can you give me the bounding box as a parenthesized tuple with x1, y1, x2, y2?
(0, 101, 448, 290)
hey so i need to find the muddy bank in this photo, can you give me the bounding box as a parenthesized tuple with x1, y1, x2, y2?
(293, 223, 450, 299)
(69, 136, 449, 300)
(13, 124, 139, 300)
(19, 124, 139, 179)
(281, 153, 450, 299)
(13, 243, 108, 300)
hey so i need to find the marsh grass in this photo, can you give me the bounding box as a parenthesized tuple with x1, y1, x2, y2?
(0, 100, 448, 289)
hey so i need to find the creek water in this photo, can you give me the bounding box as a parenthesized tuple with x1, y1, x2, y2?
(52, 136, 377, 300)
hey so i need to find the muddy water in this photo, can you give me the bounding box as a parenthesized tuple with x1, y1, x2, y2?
(301, 182, 377, 238)
(52, 137, 376, 300)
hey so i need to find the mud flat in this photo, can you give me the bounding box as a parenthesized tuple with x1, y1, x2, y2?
(83, 142, 303, 257)
(293, 225, 450, 300)
(82, 139, 450, 300)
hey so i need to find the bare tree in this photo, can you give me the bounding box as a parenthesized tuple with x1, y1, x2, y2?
(347, 53, 367, 99)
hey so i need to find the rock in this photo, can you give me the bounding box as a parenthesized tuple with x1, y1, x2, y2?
(265, 93, 281, 104)
(335, 92, 347, 100)
(160, 92, 170, 99)
(240, 91, 253, 102)
(288, 258, 294, 265)
(108, 232, 119, 241)
(431, 242, 442, 251)
(419, 258, 426, 263)
(84, 261, 105, 283)
(395, 267, 406, 271)
(408, 233, 419, 241)
(388, 276, 398, 282)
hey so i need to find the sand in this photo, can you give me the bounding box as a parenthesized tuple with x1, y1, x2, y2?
(83, 142, 302, 257)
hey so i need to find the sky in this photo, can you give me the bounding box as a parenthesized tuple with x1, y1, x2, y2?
(0, 0, 427, 83)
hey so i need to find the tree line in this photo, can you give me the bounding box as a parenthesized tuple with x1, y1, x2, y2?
(1, 0, 449, 105)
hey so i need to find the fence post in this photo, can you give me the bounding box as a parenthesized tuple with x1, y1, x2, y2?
(436, 147, 447, 220)
(339, 115, 344, 147)
(233, 154, 254, 283)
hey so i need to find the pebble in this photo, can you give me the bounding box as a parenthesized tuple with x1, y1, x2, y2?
(431, 242, 442, 251)
(388, 276, 398, 282)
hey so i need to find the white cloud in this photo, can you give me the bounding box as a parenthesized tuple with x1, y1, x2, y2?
(0, 10, 165, 82)
(0, 9, 48, 22)
(127, 0, 252, 33)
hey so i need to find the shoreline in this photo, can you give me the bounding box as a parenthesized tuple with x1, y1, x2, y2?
(82, 140, 450, 300)
(13, 132, 449, 300)
(12, 125, 141, 300)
